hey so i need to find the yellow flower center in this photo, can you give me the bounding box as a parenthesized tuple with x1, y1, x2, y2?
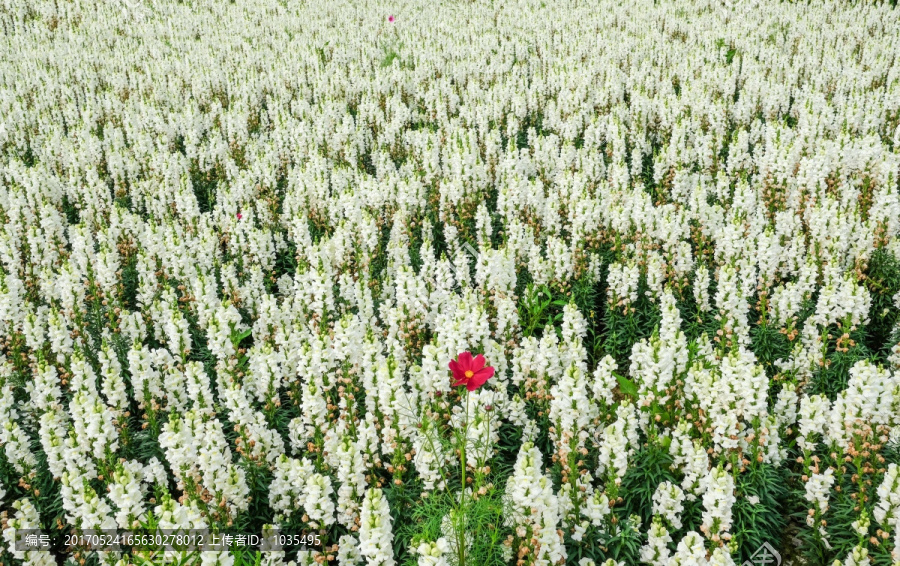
(465, 370, 474, 378)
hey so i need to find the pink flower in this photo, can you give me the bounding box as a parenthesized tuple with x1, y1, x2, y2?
(449, 352, 494, 392)
(388, 15, 395, 22)
(237, 212, 242, 220)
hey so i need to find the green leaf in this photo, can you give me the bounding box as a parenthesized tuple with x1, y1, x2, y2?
(615, 373, 638, 398)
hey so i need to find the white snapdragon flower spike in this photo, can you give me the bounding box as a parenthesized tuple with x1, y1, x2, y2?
(98, 337, 128, 415)
(2, 377, 38, 475)
(268, 455, 315, 520)
(805, 468, 836, 536)
(597, 402, 640, 485)
(608, 261, 640, 307)
(825, 360, 900, 450)
(302, 473, 337, 528)
(152, 496, 210, 565)
(411, 414, 449, 492)
(670, 531, 709, 565)
(652, 481, 686, 530)
(772, 386, 799, 432)
(330, 429, 370, 526)
(840, 545, 871, 566)
(59, 474, 118, 530)
(505, 441, 567, 565)
(700, 465, 735, 542)
(714, 263, 751, 346)
(669, 422, 710, 500)
(640, 518, 673, 566)
(851, 513, 870, 538)
(337, 534, 362, 565)
(415, 538, 451, 566)
(359, 488, 395, 566)
(550, 360, 594, 453)
(592, 354, 619, 407)
(219, 381, 286, 464)
(158, 410, 250, 514)
(874, 464, 900, 562)
(3, 498, 56, 565)
(684, 345, 768, 456)
(798, 393, 830, 451)
(107, 460, 149, 528)
(68, 353, 119, 461)
(630, 289, 688, 423)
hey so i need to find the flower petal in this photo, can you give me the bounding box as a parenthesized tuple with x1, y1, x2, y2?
(467, 367, 494, 390)
(473, 366, 494, 381)
(457, 351, 473, 370)
(472, 353, 486, 370)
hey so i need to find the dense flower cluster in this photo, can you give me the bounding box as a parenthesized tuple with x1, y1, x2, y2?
(1, 0, 900, 565)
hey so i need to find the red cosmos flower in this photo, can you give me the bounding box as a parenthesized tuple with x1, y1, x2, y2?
(449, 351, 494, 392)
(237, 212, 243, 220)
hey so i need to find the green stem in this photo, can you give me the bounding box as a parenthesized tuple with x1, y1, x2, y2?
(458, 390, 471, 566)
(462, 391, 470, 494)
(483, 402, 492, 471)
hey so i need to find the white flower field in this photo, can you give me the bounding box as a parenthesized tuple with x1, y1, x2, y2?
(2, 0, 900, 565)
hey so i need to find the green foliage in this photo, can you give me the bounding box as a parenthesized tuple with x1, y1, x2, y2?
(714, 37, 738, 66)
(385, 476, 425, 564)
(823, 488, 865, 561)
(730, 463, 789, 565)
(564, 526, 607, 565)
(119, 252, 140, 310)
(749, 322, 791, 378)
(619, 441, 677, 527)
(572, 272, 599, 324)
(271, 238, 298, 282)
(597, 513, 643, 564)
(864, 248, 900, 359)
(614, 373, 638, 399)
(380, 41, 404, 68)
(675, 271, 719, 343)
(494, 421, 524, 478)
(400, 484, 509, 566)
(602, 277, 662, 368)
(232, 462, 275, 534)
(525, 398, 555, 465)
(60, 193, 81, 225)
(518, 282, 568, 338)
(678, 497, 704, 537)
(808, 324, 872, 401)
(572, 268, 607, 369)
(885, 437, 900, 468)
